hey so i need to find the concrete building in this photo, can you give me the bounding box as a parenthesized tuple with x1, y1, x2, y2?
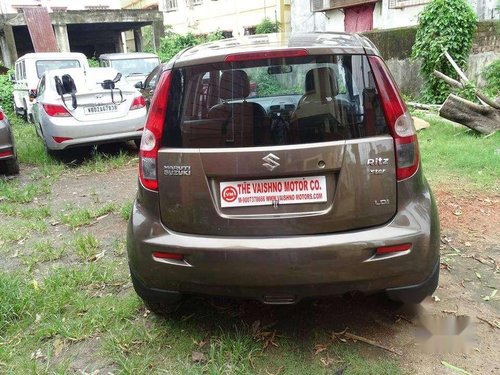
(121, 0, 160, 52)
(159, 0, 292, 37)
(0, 0, 164, 67)
(292, 0, 499, 33)
(0, 0, 123, 13)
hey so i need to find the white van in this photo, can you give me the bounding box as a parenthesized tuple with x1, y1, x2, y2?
(13, 52, 89, 122)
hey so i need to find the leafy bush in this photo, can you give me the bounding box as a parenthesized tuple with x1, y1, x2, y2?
(255, 17, 280, 34)
(412, 0, 477, 103)
(88, 57, 100, 67)
(157, 30, 223, 62)
(0, 72, 14, 113)
(482, 59, 500, 99)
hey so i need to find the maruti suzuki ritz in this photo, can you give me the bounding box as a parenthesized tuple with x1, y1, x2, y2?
(127, 33, 440, 314)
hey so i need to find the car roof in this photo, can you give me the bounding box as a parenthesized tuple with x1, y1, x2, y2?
(172, 32, 379, 67)
(43, 67, 119, 79)
(99, 52, 159, 60)
(16, 52, 87, 61)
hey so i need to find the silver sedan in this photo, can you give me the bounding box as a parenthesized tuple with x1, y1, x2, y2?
(32, 67, 147, 153)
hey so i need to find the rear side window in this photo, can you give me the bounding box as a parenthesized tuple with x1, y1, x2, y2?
(36, 60, 81, 78)
(164, 55, 388, 148)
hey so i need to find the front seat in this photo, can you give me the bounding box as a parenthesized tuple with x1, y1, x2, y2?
(208, 70, 267, 147)
(291, 67, 345, 143)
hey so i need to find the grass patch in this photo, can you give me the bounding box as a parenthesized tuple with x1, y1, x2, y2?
(120, 200, 133, 221)
(10, 118, 64, 174)
(0, 217, 48, 244)
(59, 202, 116, 229)
(72, 234, 100, 260)
(417, 112, 500, 192)
(21, 239, 65, 271)
(0, 179, 51, 203)
(0, 262, 138, 374)
(112, 239, 126, 256)
(79, 150, 137, 174)
(0, 203, 50, 220)
(0, 271, 36, 332)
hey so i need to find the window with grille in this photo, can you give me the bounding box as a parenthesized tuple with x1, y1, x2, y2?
(166, 0, 178, 11)
(388, 0, 430, 8)
(311, 0, 378, 12)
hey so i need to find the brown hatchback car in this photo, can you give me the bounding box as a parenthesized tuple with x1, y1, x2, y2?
(127, 33, 440, 313)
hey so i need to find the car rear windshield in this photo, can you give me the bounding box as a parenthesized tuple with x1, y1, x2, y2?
(36, 60, 81, 78)
(163, 54, 389, 148)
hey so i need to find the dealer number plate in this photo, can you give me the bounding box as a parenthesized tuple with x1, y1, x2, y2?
(220, 176, 327, 208)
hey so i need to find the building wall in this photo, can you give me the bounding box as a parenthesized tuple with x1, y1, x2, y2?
(121, 0, 158, 10)
(0, 0, 122, 14)
(291, 0, 499, 33)
(159, 0, 291, 37)
(363, 21, 500, 96)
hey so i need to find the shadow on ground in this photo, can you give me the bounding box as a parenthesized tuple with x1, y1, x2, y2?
(51, 141, 138, 166)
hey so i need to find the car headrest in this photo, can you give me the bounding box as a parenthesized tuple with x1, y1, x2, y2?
(304, 67, 338, 97)
(220, 70, 250, 100)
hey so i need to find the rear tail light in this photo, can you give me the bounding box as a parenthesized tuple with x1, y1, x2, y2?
(368, 56, 419, 181)
(225, 49, 309, 62)
(0, 150, 13, 158)
(376, 243, 411, 255)
(152, 251, 184, 261)
(53, 136, 73, 143)
(43, 104, 71, 117)
(130, 96, 146, 110)
(0, 110, 4, 120)
(139, 70, 172, 191)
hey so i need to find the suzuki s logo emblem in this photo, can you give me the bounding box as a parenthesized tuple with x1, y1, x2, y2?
(262, 153, 280, 171)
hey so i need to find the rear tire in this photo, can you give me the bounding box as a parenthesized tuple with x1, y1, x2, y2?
(385, 259, 440, 304)
(0, 157, 20, 175)
(134, 139, 141, 149)
(22, 100, 29, 122)
(43, 137, 59, 158)
(130, 271, 182, 315)
(143, 297, 182, 315)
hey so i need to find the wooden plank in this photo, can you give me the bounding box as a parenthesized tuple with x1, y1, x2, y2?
(23, 7, 59, 52)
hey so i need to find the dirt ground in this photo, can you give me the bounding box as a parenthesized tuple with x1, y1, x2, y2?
(5, 162, 499, 374)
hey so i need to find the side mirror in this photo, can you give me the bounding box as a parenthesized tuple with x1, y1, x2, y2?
(29, 89, 37, 99)
(134, 81, 143, 89)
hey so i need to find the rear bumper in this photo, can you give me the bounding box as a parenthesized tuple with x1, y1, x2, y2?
(127, 180, 440, 304)
(47, 130, 142, 150)
(41, 107, 146, 150)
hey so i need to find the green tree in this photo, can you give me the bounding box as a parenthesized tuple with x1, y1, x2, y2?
(482, 59, 500, 99)
(255, 17, 280, 34)
(412, 0, 477, 103)
(157, 29, 224, 63)
(0, 72, 14, 113)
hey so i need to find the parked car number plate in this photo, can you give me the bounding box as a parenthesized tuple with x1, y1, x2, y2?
(83, 104, 118, 115)
(220, 176, 327, 208)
